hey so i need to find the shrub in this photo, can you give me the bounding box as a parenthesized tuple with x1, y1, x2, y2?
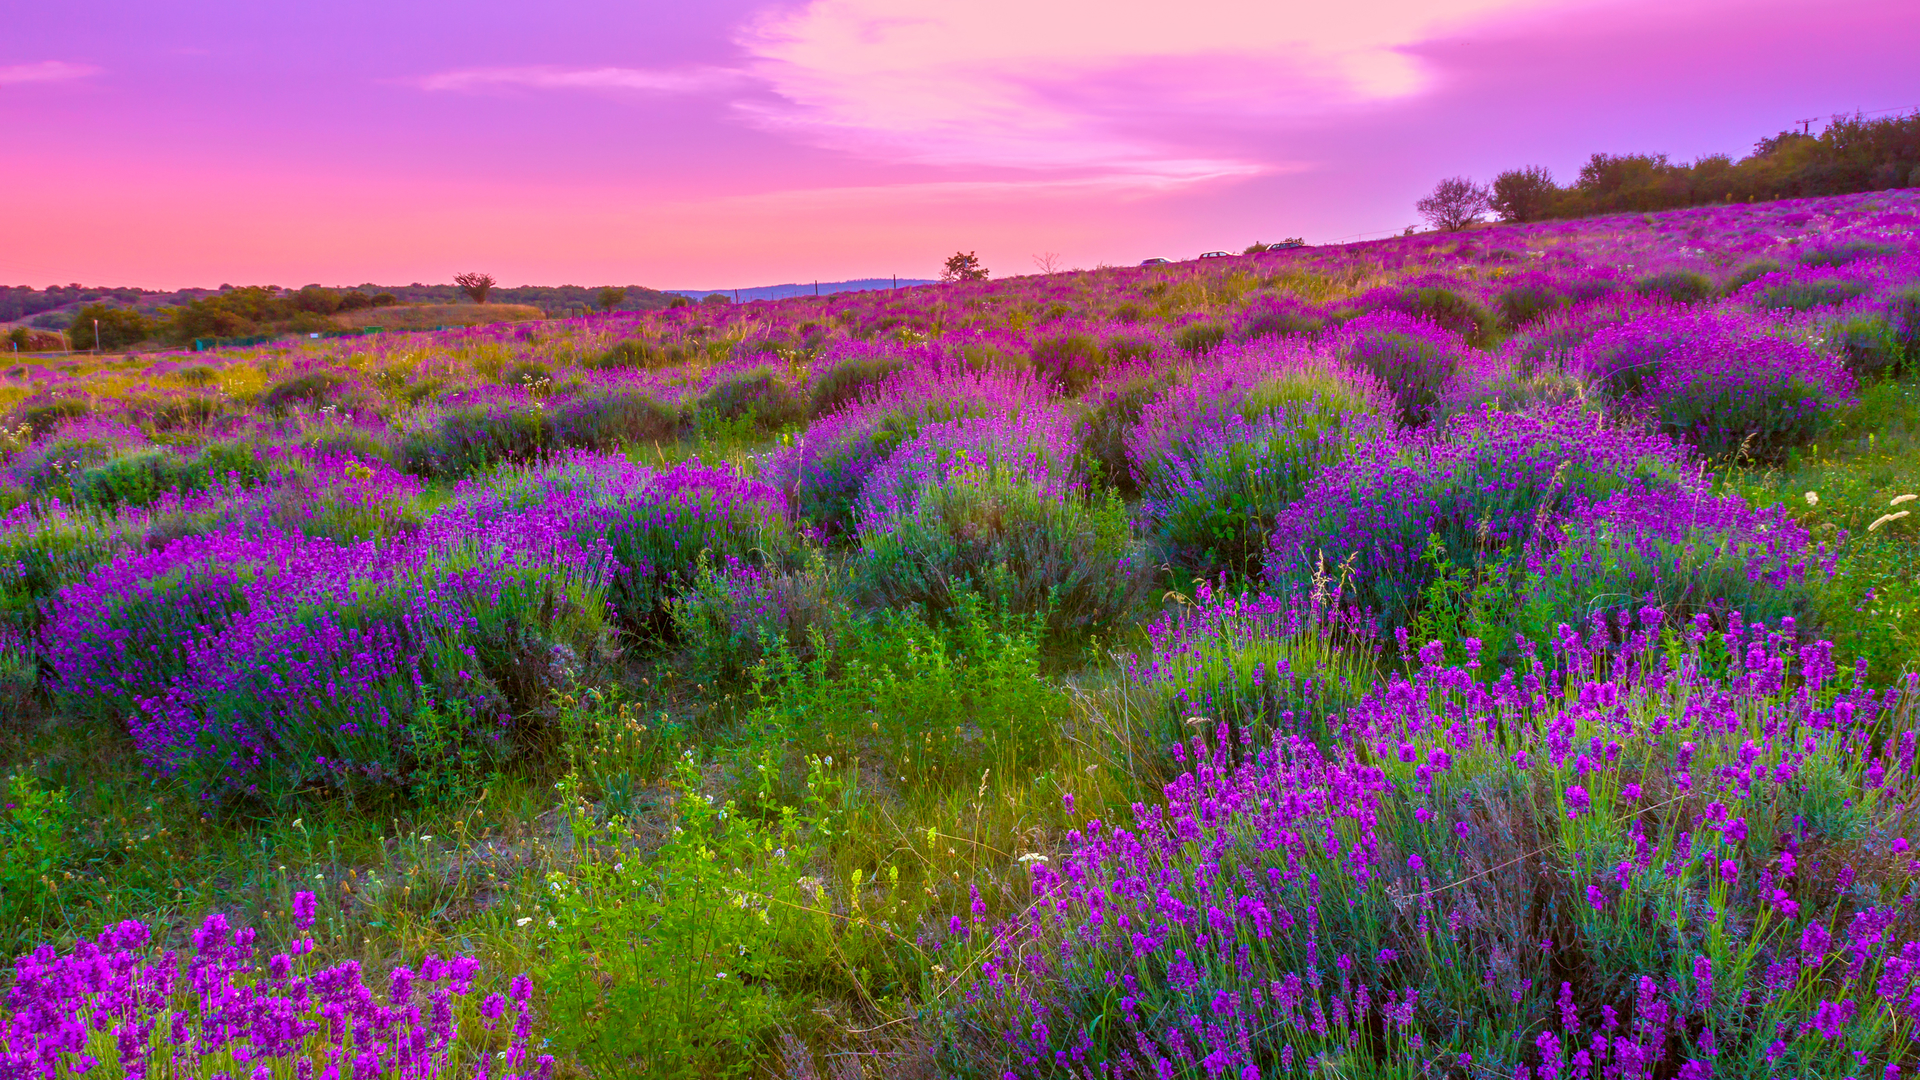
(1835, 311, 1914, 380)
(668, 551, 848, 687)
(1437, 345, 1589, 419)
(1738, 269, 1870, 311)
(952, 619, 1920, 1080)
(6, 419, 145, 494)
(1235, 301, 1324, 342)
(692, 368, 803, 434)
(1723, 257, 1783, 294)
(398, 401, 551, 480)
(855, 409, 1076, 527)
(1172, 321, 1229, 356)
(804, 347, 912, 419)
(1268, 405, 1693, 626)
(596, 338, 688, 370)
(0, 502, 145, 671)
(1503, 294, 1659, 375)
(1130, 340, 1384, 577)
(1337, 310, 1469, 426)
(2, 906, 547, 1078)
(1393, 285, 1500, 347)
(1516, 487, 1831, 639)
(853, 467, 1150, 639)
(14, 398, 92, 436)
(552, 389, 681, 450)
(1102, 333, 1158, 366)
(1029, 333, 1105, 393)
(260, 370, 348, 414)
(1073, 369, 1172, 496)
(146, 393, 228, 432)
(1130, 580, 1377, 754)
(211, 452, 423, 541)
(1571, 308, 1856, 459)
(1495, 283, 1569, 328)
(1797, 239, 1898, 267)
(1634, 269, 1715, 304)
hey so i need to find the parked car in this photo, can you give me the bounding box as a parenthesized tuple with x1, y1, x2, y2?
(1140, 257, 1170, 266)
(1198, 250, 1234, 259)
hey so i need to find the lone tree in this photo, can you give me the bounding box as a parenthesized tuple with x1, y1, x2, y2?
(453, 272, 496, 305)
(942, 251, 989, 282)
(1490, 166, 1558, 223)
(1416, 177, 1492, 232)
(597, 286, 628, 312)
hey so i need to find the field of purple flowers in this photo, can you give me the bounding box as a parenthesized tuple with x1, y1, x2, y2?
(3, 190, 1919, 1078)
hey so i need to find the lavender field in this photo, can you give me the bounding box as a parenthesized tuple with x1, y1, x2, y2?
(4, 190, 1920, 1079)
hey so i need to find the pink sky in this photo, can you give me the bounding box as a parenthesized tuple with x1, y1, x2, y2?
(1, 0, 1914, 291)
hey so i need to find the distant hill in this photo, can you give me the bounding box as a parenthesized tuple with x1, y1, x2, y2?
(1, 281, 679, 329)
(331, 303, 544, 331)
(668, 278, 938, 303)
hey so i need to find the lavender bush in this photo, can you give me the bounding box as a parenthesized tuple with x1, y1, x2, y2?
(1268, 405, 1692, 626)
(1516, 486, 1840, 639)
(854, 465, 1149, 638)
(48, 508, 615, 801)
(1334, 311, 1471, 426)
(1572, 308, 1856, 459)
(768, 362, 1050, 537)
(1128, 340, 1385, 577)
(1, 897, 551, 1079)
(443, 451, 789, 633)
(953, 616, 1920, 1079)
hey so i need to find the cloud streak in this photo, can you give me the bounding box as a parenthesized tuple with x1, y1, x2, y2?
(419, 64, 742, 95)
(0, 60, 100, 86)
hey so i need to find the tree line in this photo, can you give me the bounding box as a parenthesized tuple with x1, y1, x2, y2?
(1418, 110, 1920, 230)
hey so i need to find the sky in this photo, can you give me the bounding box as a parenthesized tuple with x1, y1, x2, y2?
(1, 0, 1914, 292)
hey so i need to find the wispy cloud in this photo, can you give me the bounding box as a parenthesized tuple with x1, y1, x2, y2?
(0, 61, 100, 86)
(418, 65, 742, 95)
(731, 0, 1563, 177)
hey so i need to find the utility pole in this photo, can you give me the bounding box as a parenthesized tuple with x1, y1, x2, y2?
(94, 318, 101, 356)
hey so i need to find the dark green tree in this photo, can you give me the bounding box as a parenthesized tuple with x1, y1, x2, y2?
(597, 287, 628, 312)
(68, 303, 153, 351)
(1490, 166, 1557, 223)
(942, 251, 989, 282)
(1415, 178, 1491, 231)
(453, 272, 497, 305)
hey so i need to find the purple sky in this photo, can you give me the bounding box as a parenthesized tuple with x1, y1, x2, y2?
(2, 0, 1914, 290)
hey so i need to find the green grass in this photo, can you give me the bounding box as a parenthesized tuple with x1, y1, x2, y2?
(1718, 377, 1920, 683)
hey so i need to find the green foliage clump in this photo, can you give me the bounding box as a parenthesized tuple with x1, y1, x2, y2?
(806, 353, 907, 419)
(1634, 269, 1715, 304)
(693, 369, 804, 434)
(853, 469, 1150, 640)
(1171, 321, 1228, 356)
(1029, 334, 1105, 394)
(1495, 283, 1568, 329)
(1073, 371, 1171, 495)
(399, 404, 551, 481)
(0, 775, 72, 953)
(750, 598, 1067, 785)
(1746, 275, 1869, 311)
